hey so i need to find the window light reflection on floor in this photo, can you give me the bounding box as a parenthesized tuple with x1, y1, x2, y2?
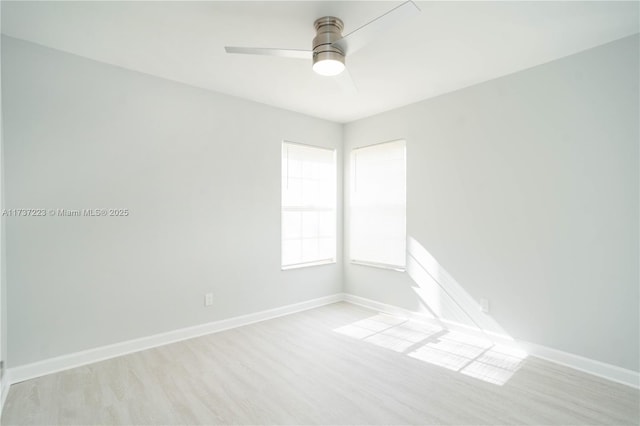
(334, 314, 528, 386)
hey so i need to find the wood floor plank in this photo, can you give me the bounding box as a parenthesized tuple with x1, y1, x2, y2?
(2, 302, 638, 425)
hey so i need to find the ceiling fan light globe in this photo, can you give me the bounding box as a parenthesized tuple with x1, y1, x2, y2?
(313, 59, 345, 76)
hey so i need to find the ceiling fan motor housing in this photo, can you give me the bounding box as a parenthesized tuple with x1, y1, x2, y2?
(312, 16, 345, 67)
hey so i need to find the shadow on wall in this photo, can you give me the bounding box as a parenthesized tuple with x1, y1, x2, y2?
(336, 237, 528, 386)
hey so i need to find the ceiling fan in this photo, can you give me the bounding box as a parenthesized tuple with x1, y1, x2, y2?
(224, 1, 421, 78)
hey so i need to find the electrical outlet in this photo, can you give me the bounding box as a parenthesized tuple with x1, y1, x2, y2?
(480, 298, 490, 313)
(205, 293, 214, 307)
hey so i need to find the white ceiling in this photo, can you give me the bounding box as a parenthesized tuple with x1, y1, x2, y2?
(2, 1, 638, 123)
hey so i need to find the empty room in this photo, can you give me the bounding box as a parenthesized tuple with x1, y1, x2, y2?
(0, 1, 638, 424)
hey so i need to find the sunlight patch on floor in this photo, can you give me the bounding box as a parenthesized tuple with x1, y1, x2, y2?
(459, 346, 528, 385)
(333, 314, 407, 339)
(334, 314, 527, 386)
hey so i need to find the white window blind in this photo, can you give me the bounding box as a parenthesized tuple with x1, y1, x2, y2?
(350, 140, 406, 270)
(282, 142, 336, 269)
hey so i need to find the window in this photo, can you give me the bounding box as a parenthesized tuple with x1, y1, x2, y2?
(350, 140, 406, 270)
(281, 141, 336, 269)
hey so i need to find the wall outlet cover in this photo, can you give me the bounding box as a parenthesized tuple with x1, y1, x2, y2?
(205, 293, 214, 307)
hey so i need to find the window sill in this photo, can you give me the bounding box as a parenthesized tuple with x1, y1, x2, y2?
(350, 260, 406, 272)
(281, 259, 336, 271)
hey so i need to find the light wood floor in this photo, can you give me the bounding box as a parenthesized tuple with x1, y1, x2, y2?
(2, 302, 639, 425)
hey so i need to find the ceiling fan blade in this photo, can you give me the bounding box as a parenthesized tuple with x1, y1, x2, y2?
(333, 67, 358, 94)
(332, 1, 420, 56)
(224, 46, 312, 60)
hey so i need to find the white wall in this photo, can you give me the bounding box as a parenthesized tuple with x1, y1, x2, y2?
(0, 6, 7, 386)
(2, 36, 343, 367)
(344, 35, 639, 372)
(2, 33, 638, 375)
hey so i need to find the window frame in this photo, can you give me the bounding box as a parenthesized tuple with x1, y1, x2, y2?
(349, 139, 407, 271)
(281, 140, 337, 270)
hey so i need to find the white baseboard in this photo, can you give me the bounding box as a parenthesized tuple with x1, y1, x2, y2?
(518, 340, 640, 389)
(8, 293, 344, 385)
(343, 293, 640, 389)
(5, 291, 638, 396)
